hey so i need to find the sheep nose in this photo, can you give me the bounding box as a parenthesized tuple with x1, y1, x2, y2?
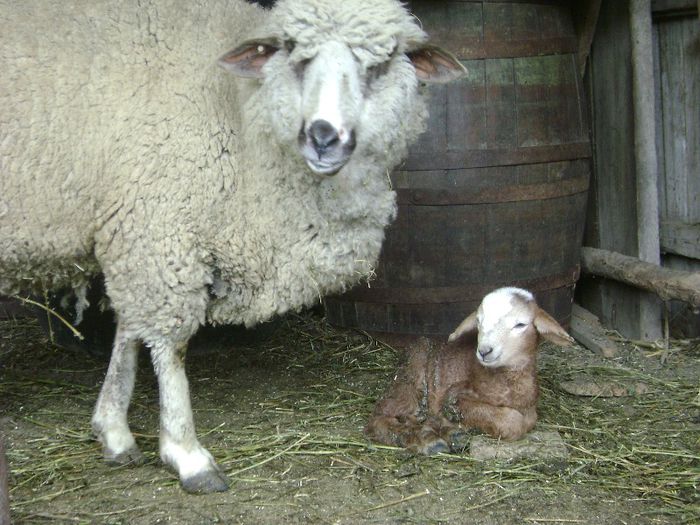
(308, 119, 340, 158)
(478, 346, 493, 359)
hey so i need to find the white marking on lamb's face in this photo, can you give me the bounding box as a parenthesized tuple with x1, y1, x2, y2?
(298, 41, 361, 176)
(476, 288, 536, 368)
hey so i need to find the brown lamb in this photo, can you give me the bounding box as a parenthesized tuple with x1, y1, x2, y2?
(365, 287, 575, 454)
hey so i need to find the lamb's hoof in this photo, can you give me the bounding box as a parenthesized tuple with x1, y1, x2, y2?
(448, 429, 473, 453)
(420, 439, 450, 455)
(181, 469, 230, 494)
(104, 445, 145, 466)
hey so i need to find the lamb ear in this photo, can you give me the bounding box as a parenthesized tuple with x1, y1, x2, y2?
(534, 307, 575, 347)
(218, 39, 280, 78)
(406, 44, 467, 84)
(448, 310, 478, 343)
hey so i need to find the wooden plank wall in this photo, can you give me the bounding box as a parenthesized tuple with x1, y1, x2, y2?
(578, 0, 699, 338)
(578, 0, 650, 340)
(654, 3, 700, 336)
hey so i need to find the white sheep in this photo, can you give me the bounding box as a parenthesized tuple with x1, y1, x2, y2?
(0, 0, 466, 492)
(365, 288, 574, 454)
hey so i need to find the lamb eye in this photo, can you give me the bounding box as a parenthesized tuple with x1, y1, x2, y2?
(513, 322, 527, 330)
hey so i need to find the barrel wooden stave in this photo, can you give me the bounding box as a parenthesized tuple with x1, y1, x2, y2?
(325, 0, 590, 336)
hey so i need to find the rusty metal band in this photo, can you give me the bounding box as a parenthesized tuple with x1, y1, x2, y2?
(340, 266, 581, 304)
(431, 38, 579, 60)
(400, 143, 592, 172)
(395, 172, 589, 206)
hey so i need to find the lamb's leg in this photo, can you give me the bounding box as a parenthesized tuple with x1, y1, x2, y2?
(150, 339, 229, 494)
(92, 323, 144, 465)
(447, 393, 536, 441)
(365, 380, 449, 456)
(366, 413, 448, 455)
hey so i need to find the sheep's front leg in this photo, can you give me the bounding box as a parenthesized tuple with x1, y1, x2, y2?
(150, 339, 229, 494)
(92, 323, 144, 465)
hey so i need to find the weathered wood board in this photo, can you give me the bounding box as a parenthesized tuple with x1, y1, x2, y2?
(654, 7, 700, 336)
(578, 0, 700, 338)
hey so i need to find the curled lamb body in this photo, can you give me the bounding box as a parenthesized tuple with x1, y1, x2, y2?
(0, 0, 466, 492)
(365, 287, 574, 455)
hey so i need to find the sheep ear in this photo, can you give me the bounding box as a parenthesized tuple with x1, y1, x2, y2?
(407, 45, 467, 84)
(218, 39, 280, 78)
(448, 310, 478, 343)
(534, 307, 575, 347)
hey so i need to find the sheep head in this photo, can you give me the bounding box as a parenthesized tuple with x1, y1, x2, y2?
(448, 288, 575, 369)
(218, 0, 466, 176)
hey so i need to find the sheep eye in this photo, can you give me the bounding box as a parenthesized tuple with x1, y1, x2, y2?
(256, 44, 276, 55)
(513, 322, 528, 330)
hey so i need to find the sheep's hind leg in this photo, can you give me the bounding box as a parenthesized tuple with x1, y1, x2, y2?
(150, 338, 229, 494)
(92, 323, 144, 465)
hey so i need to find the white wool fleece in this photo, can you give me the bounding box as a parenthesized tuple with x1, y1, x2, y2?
(0, 0, 460, 493)
(0, 0, 429, 334)
(275, 0, 427, 66)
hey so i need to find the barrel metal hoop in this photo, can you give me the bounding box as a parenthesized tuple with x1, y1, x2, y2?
(396, 172, 589, 206)
(340, 266, 581, 305)
(401, 143, 592, 172)
(445, 37, 578, 59)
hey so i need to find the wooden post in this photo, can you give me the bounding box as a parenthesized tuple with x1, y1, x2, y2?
(629, 0, 662, 340)
(573, 0, 603, 77)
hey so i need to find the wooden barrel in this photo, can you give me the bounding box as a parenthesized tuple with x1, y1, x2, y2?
(325, 0, 590, 336)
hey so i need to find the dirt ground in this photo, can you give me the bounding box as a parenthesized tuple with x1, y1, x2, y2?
(1, 310, 698, 524)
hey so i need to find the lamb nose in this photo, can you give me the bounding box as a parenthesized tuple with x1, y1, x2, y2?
(309, 119, 339, 156)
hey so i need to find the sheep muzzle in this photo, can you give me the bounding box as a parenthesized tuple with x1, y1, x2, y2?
(298, 119, 356, 176)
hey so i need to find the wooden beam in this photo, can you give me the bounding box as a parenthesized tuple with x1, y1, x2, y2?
(660, 221, 700, 259)
(570, 304, 621, 358)
(581, 247, 700, 306)
(630, 0, 663, 340)
(651, 0, 698, 14)
(573, 0, 603, 77)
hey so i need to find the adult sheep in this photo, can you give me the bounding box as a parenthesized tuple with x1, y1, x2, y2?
(0, 0, 465, 493)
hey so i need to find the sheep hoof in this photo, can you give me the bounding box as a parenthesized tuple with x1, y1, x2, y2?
(421, 439, 450, 455)
(104, 445, 145, 466)
(181, 469, 230, 494)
